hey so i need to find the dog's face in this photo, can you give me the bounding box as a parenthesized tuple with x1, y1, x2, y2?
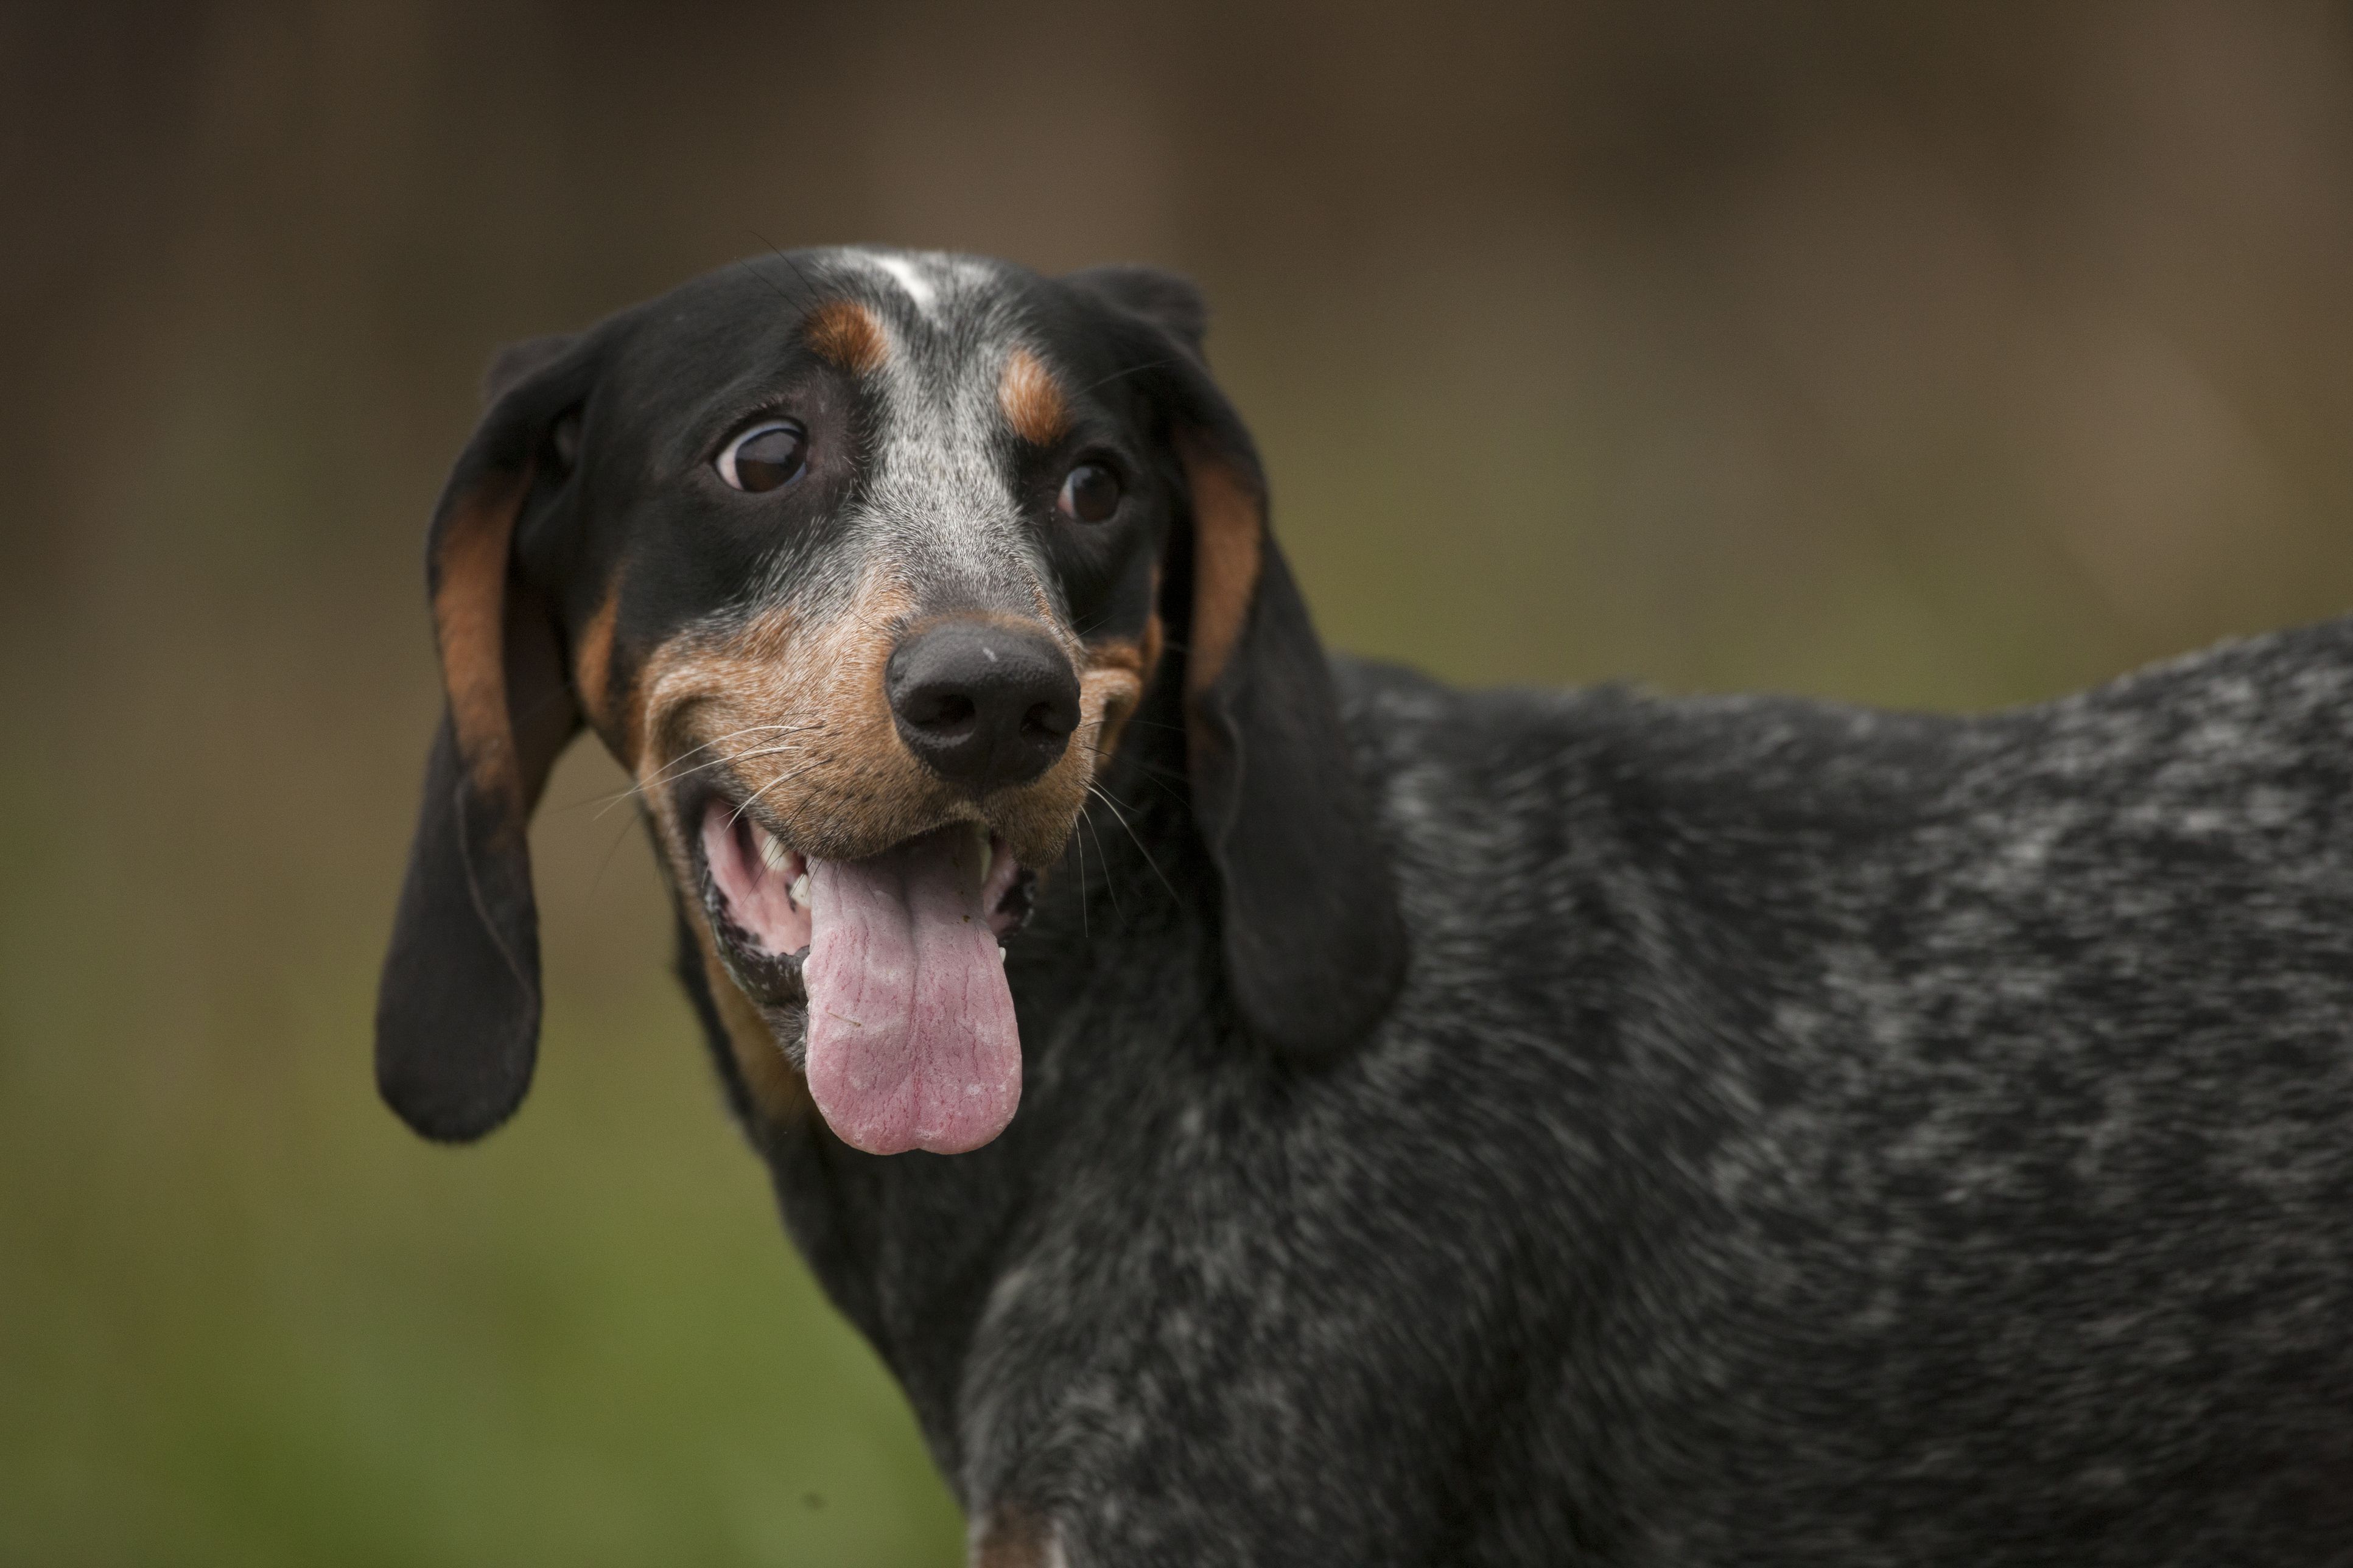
(377, 249, 1403, 1158)
(585, 256, 1180, 1154)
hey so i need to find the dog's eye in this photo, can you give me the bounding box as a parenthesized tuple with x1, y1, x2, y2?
(1056, 462, 1122, 524)
(717, 420, 807, 492)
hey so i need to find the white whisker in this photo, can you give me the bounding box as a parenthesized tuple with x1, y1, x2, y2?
(1082, 804, 1121, 923)
(1087, 782, 1179, 905)
(592, 724, 826, 817)
(728, 761, 829, 831)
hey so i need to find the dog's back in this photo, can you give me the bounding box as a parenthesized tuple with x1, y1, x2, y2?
(1303, 620, 2353, 1561)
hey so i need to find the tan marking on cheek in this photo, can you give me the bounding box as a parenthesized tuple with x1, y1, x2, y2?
(432, 467, 532, 808)
(804, 298, 888, 374)
(1176, 436, 1262, 696)
(1140, 603, 1165, 678)
(633, 578, 949, 863)
(1083, 667, 1146, 771)
(998, 347, 1071, 446)
(1083, 610, 1160, 763)
(989, 626, 1132, 867)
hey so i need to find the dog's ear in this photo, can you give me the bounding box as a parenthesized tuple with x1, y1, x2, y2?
(1065, 264, 1210, 358)
(1078, 273, 1407, 1062)
(1174, 419, 1409, 1063)
(377, 337, 592, 1142)
(480, 333, 578, 406)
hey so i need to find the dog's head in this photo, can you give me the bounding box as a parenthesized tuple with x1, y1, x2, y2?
(377, 249, 1404, 1155)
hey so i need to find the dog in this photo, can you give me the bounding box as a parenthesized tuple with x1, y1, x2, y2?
(379, 247, 2353, 1564)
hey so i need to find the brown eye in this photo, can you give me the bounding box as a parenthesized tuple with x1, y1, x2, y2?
(1056, 462, 1122, 523)
(717, 420, 807, 492)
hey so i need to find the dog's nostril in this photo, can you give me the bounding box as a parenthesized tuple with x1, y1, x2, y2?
(914, 693, 977, 732)
(1022, 701, 1072, 740)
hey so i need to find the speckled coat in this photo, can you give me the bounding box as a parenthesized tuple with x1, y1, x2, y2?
(380, 250, 2353, 1566)
(719, 626, 2353, 1565)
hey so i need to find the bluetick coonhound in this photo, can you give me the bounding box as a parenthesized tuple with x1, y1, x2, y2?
(379, 248, 2353, 1564)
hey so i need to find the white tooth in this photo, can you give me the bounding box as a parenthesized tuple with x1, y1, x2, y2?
(972, 821, 994, 887)
(997, 945, 1008, 964)
(756, 827, 790, 873)
(790, 870, 812, 906)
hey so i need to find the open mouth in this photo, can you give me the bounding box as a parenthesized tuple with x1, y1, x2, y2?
(693, 794, 1036, 1156)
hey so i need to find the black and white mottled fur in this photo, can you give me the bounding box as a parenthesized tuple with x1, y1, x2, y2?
(382, 248, 2353, 1565)
(768, 634, 2353, 1564)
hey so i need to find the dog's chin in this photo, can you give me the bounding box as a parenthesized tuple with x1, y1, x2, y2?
(689, 793, 1043, 1156)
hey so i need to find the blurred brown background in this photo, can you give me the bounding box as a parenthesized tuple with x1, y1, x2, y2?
(6, 2, 2353, 1563)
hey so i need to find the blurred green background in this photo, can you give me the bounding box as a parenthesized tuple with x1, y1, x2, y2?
(7, 2, 2353, 1562)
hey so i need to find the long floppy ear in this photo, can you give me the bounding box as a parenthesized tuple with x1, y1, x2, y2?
(376, 338, 591, 1141)
(1074, 268, 1408, 1061)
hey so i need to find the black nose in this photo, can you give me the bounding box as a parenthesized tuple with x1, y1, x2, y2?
(886, 620, 1081, 795)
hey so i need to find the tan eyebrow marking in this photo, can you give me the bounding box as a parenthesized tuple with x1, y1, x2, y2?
(804, 298, 888, 374)
(998, 346, 1072, 446)
(1085, 606, 1163, 765)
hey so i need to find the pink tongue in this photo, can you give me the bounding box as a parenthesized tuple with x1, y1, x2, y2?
(802, 826, 1021, 1155)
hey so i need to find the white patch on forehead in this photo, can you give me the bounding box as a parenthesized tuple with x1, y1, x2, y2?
(872, 254, 938, 315)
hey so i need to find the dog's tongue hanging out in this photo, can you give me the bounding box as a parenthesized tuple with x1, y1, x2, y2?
(801, 825, 1020, 1155)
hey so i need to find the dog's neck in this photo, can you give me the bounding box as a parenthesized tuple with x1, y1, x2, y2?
(728, 677, 1226, 1491)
